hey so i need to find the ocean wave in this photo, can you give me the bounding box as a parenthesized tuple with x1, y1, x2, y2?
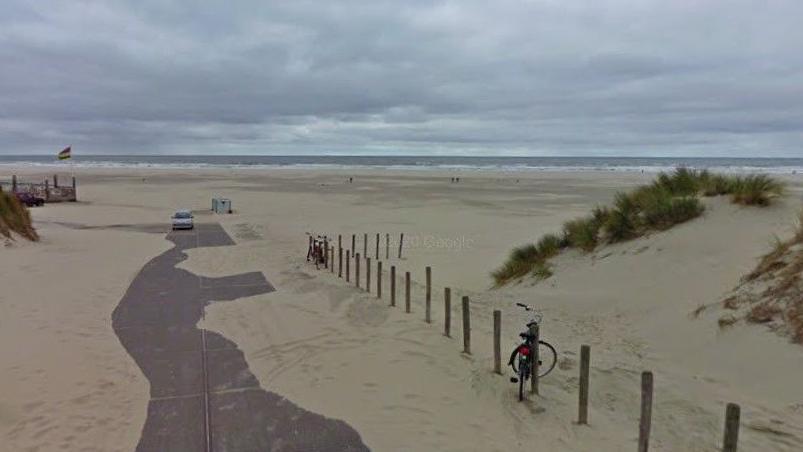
(1, 158, 802, 174)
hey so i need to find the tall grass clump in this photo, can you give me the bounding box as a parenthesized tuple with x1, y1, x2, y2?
(0, 191, 38, 241)
(730, 174, 785, 206)
(491, 233, 562, 285)
(492, 168, 784, 285)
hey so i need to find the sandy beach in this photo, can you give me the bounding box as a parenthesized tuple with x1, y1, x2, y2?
(2, 166, 803, 451)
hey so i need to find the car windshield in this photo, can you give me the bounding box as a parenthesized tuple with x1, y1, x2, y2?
(174, 211, 192, 219)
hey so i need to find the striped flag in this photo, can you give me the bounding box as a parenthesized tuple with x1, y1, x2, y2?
(58, 146, 71, 160)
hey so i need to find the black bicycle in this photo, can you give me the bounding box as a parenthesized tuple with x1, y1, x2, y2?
(508, 302, 558, 401)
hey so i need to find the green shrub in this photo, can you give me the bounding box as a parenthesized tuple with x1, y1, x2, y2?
(535, 233, 562, 258)
(700, 174, 734, 196)
(491, 258, 532, 286)
(643, 196, 704, 229)
(604, 192, 639, 242)
(731, 174, 785, 206)
(510, 243, 539, 263)
(654, 167, 701, 196)
(562, 216, 600, 252)
(591, 206, 611, 226)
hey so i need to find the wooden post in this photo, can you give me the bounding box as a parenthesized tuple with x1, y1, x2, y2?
(405, 272, 411, 313)
(355, 253, 360, 288)
(11, 175, 17, 193)
(53, 174, 58, 188)
(493, 310, 501, 374)
(338, 247, 343, 278)
(352, 234, 356, 253)
(323, 237, 329, 268)
(398, 233, 404, 259)
(44, 179, 50, 201)
(346, 250, 351, 282)
(377, 261, 382, 298)
(307, 236, 313, 262)
(385, 233, 390, 259)
(366, 257, 371, 293)
(578, 345, 590, 425)
(723, 403, 740, 452)
(338, 234, 342, 253)
(375, 233, 380, 260)
(530, 323, 540, 395)
(363, 233, 367, 256)
(444, 288, 451, 337)
(71, 176, 77, 201)
(638, 371, 654, 452)
(390, 266, 396, 306)
(72, 176, 76, 189)
(462, 296, 471, 354)
(425, 266, 432, 323)
(330, 247, 335, 273)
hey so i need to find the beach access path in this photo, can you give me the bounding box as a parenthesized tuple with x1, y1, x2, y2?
(111, 223, 368, 451)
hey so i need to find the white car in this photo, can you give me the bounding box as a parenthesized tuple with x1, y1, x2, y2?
(171, 209, 194, 230)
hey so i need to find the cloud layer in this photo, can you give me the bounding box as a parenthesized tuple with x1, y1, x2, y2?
(2, 0, 802, 156)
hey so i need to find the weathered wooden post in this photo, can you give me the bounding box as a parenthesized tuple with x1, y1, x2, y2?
(11, 175, 17, 193)
(53, 174, 58, 188)
(723, 403, 740, 452)
(330, 247, 335, 273)
(462, 296, 471, 354)
(346, 250, 351, 282)
(338, 246, 343, 278)
(385, 233, 390, 259)
(405, 271, 411, 313)
(377, 261, 382, 298)
(307, 236, 313, 262)
(444, 288, 451, 337)
(323, 237, 329, 268)
(425, 266, 432, 323)
(638, 371, 654, 452)
(366, 257, 371, 293)
(398, 233, 405, 259)
(71, 176, 77, 201)
(363, 233, 367, 256)
(493, 310, 502, 374)
(390, 266, 396, 306)
(355, 253, 361, 288)
(44, 179, 50, 202)
(578, 345, 590, 425)
(352, 234, 356, 253)
(375, 233, 380, 260)
(530, 323, 540, 395)
(72, 176, 76, 190)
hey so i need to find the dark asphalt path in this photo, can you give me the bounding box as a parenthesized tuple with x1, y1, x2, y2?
(112, 223, 369, 452)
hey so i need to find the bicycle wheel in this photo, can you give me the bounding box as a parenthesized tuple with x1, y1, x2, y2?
(536, 341, 558, 378)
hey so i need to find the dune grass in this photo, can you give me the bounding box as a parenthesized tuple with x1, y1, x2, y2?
(0, 191, 38, 241)
(492, 168, 784, 286)
(734, 209, 803, 342)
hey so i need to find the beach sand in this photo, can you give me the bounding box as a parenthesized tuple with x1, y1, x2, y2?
(1, 167, 802, 451)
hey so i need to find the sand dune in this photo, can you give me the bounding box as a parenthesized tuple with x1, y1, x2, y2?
(2, 167, 802, 451)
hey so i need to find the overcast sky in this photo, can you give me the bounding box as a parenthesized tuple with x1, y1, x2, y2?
(2, 0, 802, 156)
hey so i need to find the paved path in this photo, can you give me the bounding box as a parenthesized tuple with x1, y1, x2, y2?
(112, 223, 368, 451)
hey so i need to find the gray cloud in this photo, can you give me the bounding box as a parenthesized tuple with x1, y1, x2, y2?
(1, 0, 802, 156)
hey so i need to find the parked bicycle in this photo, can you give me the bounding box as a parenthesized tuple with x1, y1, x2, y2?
(306, 234, 327, 265)
(508, 302, 558, 401)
